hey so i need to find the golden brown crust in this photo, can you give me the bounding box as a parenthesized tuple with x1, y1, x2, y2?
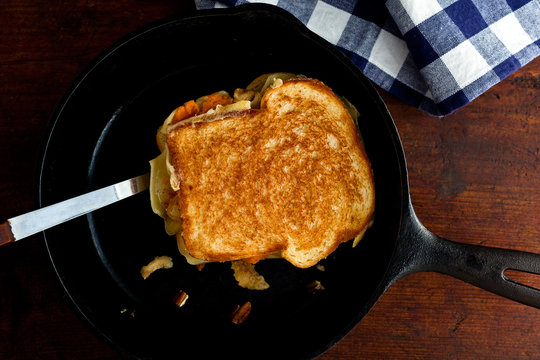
(166, 78, 375, 268)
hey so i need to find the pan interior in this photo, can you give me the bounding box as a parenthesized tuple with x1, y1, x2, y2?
(40, 5, 405, 359)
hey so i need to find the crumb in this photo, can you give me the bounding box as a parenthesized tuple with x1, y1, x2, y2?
(173, 290, 189, 307)
(231, 260, 269, 290)
(316, 264, 325, 272)
(140, 256, 173, 279)
(306, 280, 325, 294)
(231, 301, 251, 324)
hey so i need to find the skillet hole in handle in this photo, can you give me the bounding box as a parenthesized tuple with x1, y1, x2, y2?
(504, 268, 540, 292)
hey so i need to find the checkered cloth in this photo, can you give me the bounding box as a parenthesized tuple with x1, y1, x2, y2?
(195, 0, 539, 116)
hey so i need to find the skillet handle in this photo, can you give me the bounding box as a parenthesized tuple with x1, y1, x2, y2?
(396, 207, 540, 308)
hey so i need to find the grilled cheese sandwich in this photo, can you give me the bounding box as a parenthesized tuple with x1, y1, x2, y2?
(150, 74, 375, 269)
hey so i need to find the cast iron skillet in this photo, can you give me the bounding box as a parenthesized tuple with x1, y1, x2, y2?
(38, 4, 540, 360)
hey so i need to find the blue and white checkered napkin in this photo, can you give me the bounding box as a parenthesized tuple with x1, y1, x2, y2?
(195, 0, 539, 116)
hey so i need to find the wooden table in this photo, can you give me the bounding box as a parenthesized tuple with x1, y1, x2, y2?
(1, 2, 538, 359)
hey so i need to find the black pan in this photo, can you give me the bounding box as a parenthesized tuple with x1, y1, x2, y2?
(38, 4, 540, 360)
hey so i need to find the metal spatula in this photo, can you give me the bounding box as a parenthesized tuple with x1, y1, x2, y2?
(0, 173, 149, 246)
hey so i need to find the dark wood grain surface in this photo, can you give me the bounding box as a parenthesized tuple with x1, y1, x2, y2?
(1, 1, 539, 359)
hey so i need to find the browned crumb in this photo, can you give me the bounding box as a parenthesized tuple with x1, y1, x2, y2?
(173, 290, 189, 307)
(231, 301, 251, 324)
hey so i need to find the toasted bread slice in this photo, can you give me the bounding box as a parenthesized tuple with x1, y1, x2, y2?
(166, 78, 375, 268)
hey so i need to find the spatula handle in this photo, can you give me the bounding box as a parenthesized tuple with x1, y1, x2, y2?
(0, 222, 15, 246)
